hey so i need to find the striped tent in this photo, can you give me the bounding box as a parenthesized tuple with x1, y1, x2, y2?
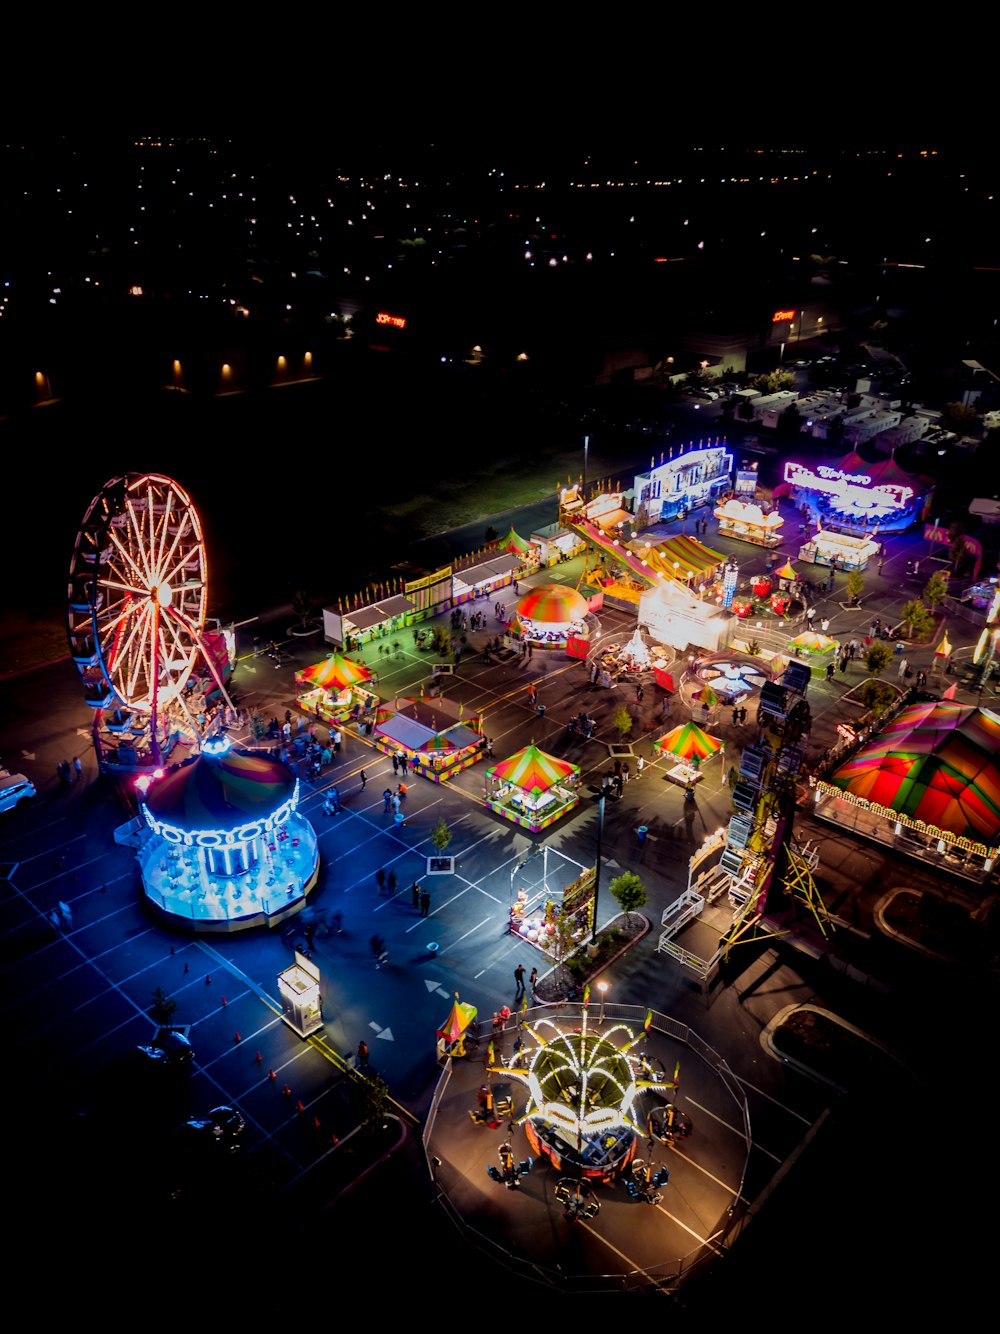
(654, 722, 724, 762)
(488, 744, 578, 796)
(501, 527, 534, 555)
(641, 534, 725, 582)
(516, 584, 589, 623)
(295, 653, 372, 690)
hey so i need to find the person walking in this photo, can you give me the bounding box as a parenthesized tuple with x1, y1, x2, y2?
(739, 705, 747, 725)
(383, 788, 393, 813)
(412, 882, 421, 910)
(376, 868, 386, 895)
(486, 737, 494, 758)
(806, 607, 816, 625)
(72, 756, 82, 782)
(357, 1040, 369, 1069)
(387, 870, 397, 896)
(820, 617, 829, 633)
(360, 768, 367, 790)
(514, 964, 526, 998)
(419, 888, 431, 918)
(732, 706, 739, 727)
(392, 752, 399, 775)
(400, 752, 408, 776)
(529, 967, 538, 995)
(528, 683, 537, 708)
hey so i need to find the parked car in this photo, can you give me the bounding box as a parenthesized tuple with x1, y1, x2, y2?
(184, 1105, 245, 1151)
(0, 773, 36, 814)
(137, 1028, 195, 1065)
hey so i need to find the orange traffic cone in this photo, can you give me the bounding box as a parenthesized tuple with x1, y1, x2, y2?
(268, 1068, 276, 1081)
(221, 996, 227, 1006)
(234, 1031, 241, 1044)
(255, 1051, 263, 1064)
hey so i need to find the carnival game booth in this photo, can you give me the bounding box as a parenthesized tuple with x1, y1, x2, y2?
(813, 702, 1000, 884)
(136, 735, 319, 933)
(516, 584, 591, 649)
(323, 594, 416, 650)
(295, 653, 378, 724)
(530, 519, 584, 567)
(638, 579, 732, 655)
(371, 701, 483, 783)
(654, 721, 724, 789)
(714, 499, 784, 549)
(452, 551, 522, 606)
(486, 745, 581, 833)
(508, 847, 595, 953)
(797, 528, 879, 572)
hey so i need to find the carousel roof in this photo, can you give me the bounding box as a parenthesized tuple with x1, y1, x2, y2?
(828, 703, 1000, 848)
(145, 746, 296, 833)
(834, 451, 933, 493)
(295, 653, 372, 690)
(516, 584, 589, 623)
(654, 722, 724, 761)
(489, 744, 578, 795)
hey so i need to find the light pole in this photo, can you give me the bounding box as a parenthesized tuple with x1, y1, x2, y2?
(590, 795, 605, 946)
(582, 434, 589, 499)
(597, 980, 608, 1024)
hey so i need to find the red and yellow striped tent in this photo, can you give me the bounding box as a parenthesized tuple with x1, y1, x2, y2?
(654, 722, 724, 762)
(487, 744, 578, 796)
(295, 653, 372, 691)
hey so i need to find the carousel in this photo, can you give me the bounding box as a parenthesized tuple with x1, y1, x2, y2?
(592, 627, 675, 690)
(295, 653, 378, 725)
(691, 658, 769, 703)
(515, 584, 591, 649)
(485, 744, 581, 832)
(136, 734, 319, 932)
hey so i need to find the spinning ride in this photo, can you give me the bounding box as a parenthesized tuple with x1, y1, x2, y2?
(492, 1013, 676, 1182)
(67, 474, 233, 773)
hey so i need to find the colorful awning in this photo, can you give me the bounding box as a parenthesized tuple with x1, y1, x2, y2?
(145, 747, 296, 832)
(502, 527, 534, 555)
(654, 722, 724, 761)
(436, 999, 478, 1043)
(488, 744, 579, 795)
(828, 702, 1000, 846)
(295, 653, 372, 690)
(640, 534, 725, 581)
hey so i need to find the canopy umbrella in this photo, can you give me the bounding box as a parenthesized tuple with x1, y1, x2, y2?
(501, 527, 534, 555)
(935, 633, 953, 659)
(295, 653, 372, 690)
(436, 998, 478, 1043)
(828, 702, 1000, 845)
(488, 744, 577, 795)
(788, 631, 838, 655)
(776, 560, 797, 580)
(654, 722, 724, 762)
(769, 654, 788, 677)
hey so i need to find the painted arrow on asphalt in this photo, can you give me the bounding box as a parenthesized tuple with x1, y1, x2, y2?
(369, 1021, 395, 1042)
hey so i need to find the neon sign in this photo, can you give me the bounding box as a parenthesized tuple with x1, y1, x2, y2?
(772, 309, 795, 322)
(783, 460, 912, 510)
(375, 312, 406, 329)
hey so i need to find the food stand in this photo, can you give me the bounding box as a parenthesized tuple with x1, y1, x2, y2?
(797, 528, 879, 572)
(654, 721, 724, 789)
(294, 653, 378, 724)
(372, 701, 483, 783)
(485, 744, 580, 832)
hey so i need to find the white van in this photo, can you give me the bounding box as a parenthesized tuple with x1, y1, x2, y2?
(0, 773, 36, 813)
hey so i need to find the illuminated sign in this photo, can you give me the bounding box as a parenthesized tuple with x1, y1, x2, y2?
(783, 460, 913, 510)
(375, 312, 406, 329)
(772, 309, 796, 322)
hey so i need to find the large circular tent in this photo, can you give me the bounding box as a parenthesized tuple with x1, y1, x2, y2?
(815, 702, 1000, 879)
(516, 584, 590, 647)
(136, 735, 319, 931)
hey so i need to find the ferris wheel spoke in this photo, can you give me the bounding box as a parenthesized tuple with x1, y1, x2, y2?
(109, 523, 151, 590)
(161, 610, 194, 667)
(125, 500, 155, 589)
(119, 606, 155, 702)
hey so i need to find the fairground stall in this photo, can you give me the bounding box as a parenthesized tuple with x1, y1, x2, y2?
(294, 653, 378, 724)
(516, 584, 592, 649)
(322, 593, 416, 650)
(812, 701, 1000, 884)
(783, 454, 932, 534)
(485, 744, 580, 832)
(797, 527, 879, 572)
(654, 721, 724, 789)
(452, 551, 523, 606)
(714, 498, 784, 549)
(632, 441, 733, 524)
(135, 735, 319, 932)
(529, 520, 585, 567)
(371, 699, 483, 782)
(638, 579, 733, 655)
(508, 846, 595, 954)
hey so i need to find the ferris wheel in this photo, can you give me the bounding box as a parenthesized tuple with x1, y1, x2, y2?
(67, 474, 215, 760)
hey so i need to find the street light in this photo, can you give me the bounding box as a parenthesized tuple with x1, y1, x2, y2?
(597, 980, 609, 1024)
(582, 435, 589, 498)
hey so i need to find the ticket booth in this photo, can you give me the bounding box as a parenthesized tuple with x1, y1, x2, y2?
(278, 952, 323, 1038)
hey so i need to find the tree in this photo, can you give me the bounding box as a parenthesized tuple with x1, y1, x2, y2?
(900, 599, 933, 638)
(857, 678, 896, 721)
(737, 397, 756, 422)
(777, 403, 802, 438)
(923, 570, 948, 609)
(608, 871, 648, 925)
(942, 401, 979, 433)
(292, 589, 314, 630)
(845, 570, 864, 605)
(752, 369, 795, 394)
(248, 710, 268, 742)
(149, 987, 177, 1025)
(865, 641, 893, 678)
(430, 818, 452, 854)
(356, 1073, 390, 1133)
(612, 704, 633, 742)
(484, 525, 499, 544)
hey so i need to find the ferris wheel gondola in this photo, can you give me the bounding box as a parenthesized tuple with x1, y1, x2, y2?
(67, 473, 229, 771)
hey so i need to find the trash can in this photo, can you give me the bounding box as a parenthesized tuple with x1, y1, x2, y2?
(427, 942, 439, 957)
(537, 704, 546, 716)
(637, 826, 648, 842)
